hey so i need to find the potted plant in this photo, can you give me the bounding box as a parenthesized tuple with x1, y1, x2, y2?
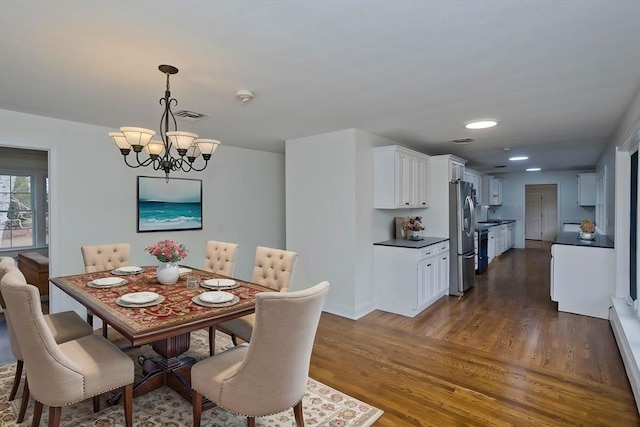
(145, 239, 189, 284)
(402, 216, 425, 240)
(579, 218, 595, 240)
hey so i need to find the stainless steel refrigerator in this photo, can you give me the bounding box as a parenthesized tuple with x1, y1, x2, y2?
(449, 181, 476, 296)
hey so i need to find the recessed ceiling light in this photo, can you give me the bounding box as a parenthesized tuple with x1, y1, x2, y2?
(509, 156, 529, 161)
(465, 120, 497, 129)
(526, 167, 541, 172)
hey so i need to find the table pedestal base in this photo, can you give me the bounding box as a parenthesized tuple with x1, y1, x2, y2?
(107, 332, 215, 409)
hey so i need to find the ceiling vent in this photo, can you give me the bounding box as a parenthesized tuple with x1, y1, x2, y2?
(450, 138, 474, 145)
(174, 110, 208, 122)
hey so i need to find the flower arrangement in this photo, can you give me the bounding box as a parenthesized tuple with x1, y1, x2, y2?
(580, 218, 595, 233)
(145, 239, 189, 263)
(402, 216, 425, 232)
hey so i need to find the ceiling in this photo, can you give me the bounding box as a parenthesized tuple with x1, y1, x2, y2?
(1, 1, 639, 174)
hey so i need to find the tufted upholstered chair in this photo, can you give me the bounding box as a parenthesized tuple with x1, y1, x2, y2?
(202, 241, 239, 355)
(0, 259, 93, 423)
(81, 243, 131, 273)
(81, 243, 130, 338)
(203, 240, 239, 276)
(192, 281, 329, 427)
(215, 246, 298, 351)
(1, 269, 135, 427)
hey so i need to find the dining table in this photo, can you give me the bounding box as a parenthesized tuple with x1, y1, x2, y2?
(49, 265, 270, 405)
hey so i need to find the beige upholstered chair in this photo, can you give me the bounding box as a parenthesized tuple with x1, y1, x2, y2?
(192, 281, 329, 427)
(203, 240, 239, 276)
(216, 246, 298, 349)
(0, 259, 93, 423)
(1, 269, 134, 427)
(81, 243, 131, 273)
(81, 243, 130, 337)
(202, 241, 239, 355)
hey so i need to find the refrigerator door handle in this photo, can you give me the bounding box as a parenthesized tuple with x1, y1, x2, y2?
(463, 253, 475, 259)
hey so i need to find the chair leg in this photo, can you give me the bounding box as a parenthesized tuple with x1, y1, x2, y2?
(86, 310, 94, 326)
(123, 383, 133, 427)
(17, 377, 30, 423)
(231, 333, 239, 346)
(93, 395, 100, 412)
(293, 400, 305, 427)
(31, 398, 43, 427)
(102, 323, 108, 338)
(49, 406, 62, 427)
(193, 390, 202, 427)
(247, 416, 256, 427)
(9, 359, 23, 401)
(209, 326, 216, 356)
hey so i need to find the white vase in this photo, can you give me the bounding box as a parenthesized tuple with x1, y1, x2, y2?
(156, 262, 179, 285)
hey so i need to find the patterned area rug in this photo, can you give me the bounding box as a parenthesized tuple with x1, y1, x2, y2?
(0, 330, 382, 426)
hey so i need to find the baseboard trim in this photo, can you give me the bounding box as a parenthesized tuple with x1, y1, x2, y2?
(610, 297, 640, 414)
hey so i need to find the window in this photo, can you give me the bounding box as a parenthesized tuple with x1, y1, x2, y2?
(0, 173, 48, 250)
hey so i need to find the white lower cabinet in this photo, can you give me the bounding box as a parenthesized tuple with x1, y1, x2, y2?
(374, 241, 450, 317)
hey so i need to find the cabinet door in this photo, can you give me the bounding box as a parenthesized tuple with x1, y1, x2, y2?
(416, 157, 429, 207)
(488, 231, 496, 261)
(489, 177, 503, 205)
(438, 252, 450, 295)
(417, 258, 438, 309)
(578, 173, 596, 206)
(396, 151, 411, 207)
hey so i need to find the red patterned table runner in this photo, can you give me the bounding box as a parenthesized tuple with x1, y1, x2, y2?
(51, 266, 264, 343)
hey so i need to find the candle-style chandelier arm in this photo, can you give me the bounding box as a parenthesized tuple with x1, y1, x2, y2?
(109, 64, 220, 181)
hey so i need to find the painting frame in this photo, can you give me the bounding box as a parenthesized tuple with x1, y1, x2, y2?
(137, 176, 203, 233)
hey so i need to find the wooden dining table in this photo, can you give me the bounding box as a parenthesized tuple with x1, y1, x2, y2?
(49, 266, 269, 404)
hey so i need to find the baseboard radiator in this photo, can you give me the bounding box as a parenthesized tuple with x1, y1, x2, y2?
(610, 299, 640, 414)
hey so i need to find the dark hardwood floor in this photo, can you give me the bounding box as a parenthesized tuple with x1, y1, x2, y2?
(310, 247, 640, 426)
(0, 248, 636, 425)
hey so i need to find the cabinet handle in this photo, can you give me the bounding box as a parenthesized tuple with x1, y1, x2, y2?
(405, 202, 410, 205)
(427, 264, 432, 267)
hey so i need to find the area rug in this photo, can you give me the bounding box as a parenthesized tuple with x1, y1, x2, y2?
(0, 330, 383, 426)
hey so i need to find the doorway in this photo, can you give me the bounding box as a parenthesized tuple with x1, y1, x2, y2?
(525, 184, 558, 244)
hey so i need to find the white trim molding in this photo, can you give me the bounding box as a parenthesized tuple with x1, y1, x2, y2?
(610, 297, 640, 413)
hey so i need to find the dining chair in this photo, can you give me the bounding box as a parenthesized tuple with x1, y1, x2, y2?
(202, 240, 240, 355)
(1, 268, 135, 427)
(192, 281, 329, 427)
(0, 259, 94, 423)
(214, 246, 298, 351)
(203, 240, 239, 276)
(81, 243, 130, 338)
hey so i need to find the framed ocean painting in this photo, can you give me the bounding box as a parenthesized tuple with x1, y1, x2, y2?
(137, 176, 203, 232)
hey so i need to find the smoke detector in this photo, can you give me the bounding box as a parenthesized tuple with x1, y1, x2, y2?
(235, 89, 255, 104)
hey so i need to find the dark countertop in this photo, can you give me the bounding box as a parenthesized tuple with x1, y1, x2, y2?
(553, 231, 614, 249)
(374, 237, 449, 249)
(475, 219, 516, 230)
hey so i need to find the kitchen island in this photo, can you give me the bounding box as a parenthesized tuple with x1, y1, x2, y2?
(373, 237, 450, 317)
(551, 231, 614, 319)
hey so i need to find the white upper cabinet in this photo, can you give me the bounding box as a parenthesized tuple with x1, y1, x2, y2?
(484, 176, 503, 206)
(577, 173, 596, 206)
(450, 159, 465, 181)
(464, 168, 482, 204)
(374, 145, 429, 209)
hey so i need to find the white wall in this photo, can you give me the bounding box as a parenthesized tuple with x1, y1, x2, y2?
(286, 128, 398, 319)
(0, 109, 285, 315)
(488, 170, 596, 247)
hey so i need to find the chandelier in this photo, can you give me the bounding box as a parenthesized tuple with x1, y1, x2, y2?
(109, 64, 220, 181)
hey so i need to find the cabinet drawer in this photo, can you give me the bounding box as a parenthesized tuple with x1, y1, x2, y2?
(420, 241, 449, 259)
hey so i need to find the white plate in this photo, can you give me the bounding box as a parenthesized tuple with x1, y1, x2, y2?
(179, 267, 192, 275)
(115, 266, 143, 273)
(199, 291, 234, 304)
(120, 291, 160, 304)
(92, 277, 125, 287)
(203, 278, 236, 288)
